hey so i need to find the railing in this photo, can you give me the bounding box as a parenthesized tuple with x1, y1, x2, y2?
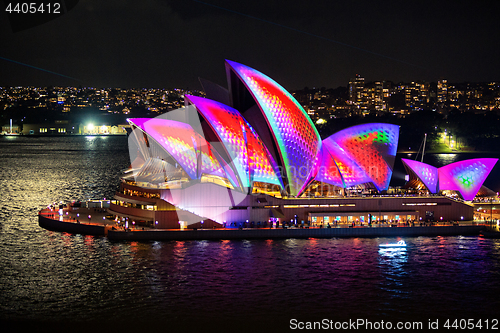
(38, 208, 106, 227)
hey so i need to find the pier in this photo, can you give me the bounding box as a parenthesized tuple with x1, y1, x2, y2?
(38, 206, 494, 241)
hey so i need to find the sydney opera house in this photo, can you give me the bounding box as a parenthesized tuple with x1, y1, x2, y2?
(108, 60, 497, 229)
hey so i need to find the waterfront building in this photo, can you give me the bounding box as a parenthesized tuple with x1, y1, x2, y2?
(1, 124, 20, 134)
(108, 61, 492, 229)
(20, 121, 129, 135)
(22, 120, 77, 135)
(80, 123, 129, 135)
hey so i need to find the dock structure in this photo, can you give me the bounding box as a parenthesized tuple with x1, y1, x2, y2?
(39, 207, 489, 241)
(39, 60, 499, 236)
(106, 225, 484, 241)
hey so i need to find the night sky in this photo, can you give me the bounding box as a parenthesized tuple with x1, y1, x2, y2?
(1, 0, 499, 90)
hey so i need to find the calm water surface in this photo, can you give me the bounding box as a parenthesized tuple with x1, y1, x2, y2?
(1, 136, 500, 332)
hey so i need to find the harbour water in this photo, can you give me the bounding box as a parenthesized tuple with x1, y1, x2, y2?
(1, 136, 500, 332)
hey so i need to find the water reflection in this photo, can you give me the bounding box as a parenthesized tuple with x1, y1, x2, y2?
(378, 240, 408, 265)
(378, 239, 410, 304)
(173, 240, 187, 264)
(83, 234, 94, 247)
(378, 247, 407, 256)
(434, 236, 446, 250)
(456, 235, 471, 250)
(434, 153, 458, 165)
(2, 136, 500, 326)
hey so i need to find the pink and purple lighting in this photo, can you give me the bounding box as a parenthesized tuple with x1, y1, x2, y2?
(185, 95, 282, 189)
(128, 118, 231, 182)
(438, 158, 498, 201)
(129, 63, 404, 196)
(226, 60, 321, 197)
(322, 124, 399, 191)
(401, 159, 439, 193)
(321, 138, 371, 187)
(314, 144, 345, 187)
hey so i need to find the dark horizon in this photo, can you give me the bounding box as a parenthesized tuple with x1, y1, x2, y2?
(1, 0, 500, 90)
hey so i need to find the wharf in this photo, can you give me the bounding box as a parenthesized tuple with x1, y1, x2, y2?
(38, 207, 113, 236)
(39, 207, 492, 241)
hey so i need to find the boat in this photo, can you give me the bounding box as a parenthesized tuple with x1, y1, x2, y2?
(379, 240, 406, 247)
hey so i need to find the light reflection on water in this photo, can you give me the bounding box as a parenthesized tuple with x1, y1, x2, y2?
(378, 245, 409, 303)
(434, 153, 458, 165)
(1, 137, 500, 332)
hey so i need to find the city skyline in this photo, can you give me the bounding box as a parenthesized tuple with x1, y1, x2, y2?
(3, 76, 499, 117)
(1, 0, 500, 89)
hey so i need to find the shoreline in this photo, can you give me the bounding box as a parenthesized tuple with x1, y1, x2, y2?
(4, 136, 495, 154)
(0, 135, 496, 153)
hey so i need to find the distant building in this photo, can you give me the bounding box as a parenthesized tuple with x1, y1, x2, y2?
(364, 81, 384, 111)
(80, 123, 129, 135)
(1, 124, 20, 134)
(349, 74, 365, 113)
(437, 79, 448, 104)
(21, 120, 129, 135)
(405, 81, 430, 110)
(22, 120, 77, 135)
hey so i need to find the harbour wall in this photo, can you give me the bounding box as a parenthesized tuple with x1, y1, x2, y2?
(38, 215, 106, 236)
(107, 225, 484, 241)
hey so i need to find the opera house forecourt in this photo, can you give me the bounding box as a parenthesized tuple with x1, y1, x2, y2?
(39, 60, 498, 239)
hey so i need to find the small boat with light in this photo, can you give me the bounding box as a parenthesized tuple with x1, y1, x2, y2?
(379, 240, 406, 248)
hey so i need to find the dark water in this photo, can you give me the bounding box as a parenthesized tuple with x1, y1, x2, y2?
(1, 136, 500, 333)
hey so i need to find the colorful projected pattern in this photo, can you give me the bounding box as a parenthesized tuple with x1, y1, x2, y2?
(401, 159, 438, 193)
(438, 158, 498, 201)
(326, 123, 399, 191)
(128, 118, 230, 182)
(321, 139, 371, 187)
(246, 124, 284, 188)
(315, 144, 344, 187)
(226, 60, 321, 197)
(185, 95, 282, 189)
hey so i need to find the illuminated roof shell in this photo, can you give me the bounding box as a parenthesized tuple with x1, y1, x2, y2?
(401, 159, 439, 193)
(185, 95, 283, 189)
(128, 118, 233, 183)
(438, 158, 498, 201)
(314, 144, 345, 187)
(127, 63, 404, 196)
(321, 138, 371, 187)
(226, 60, 321, 197)
(326, 123, 399, 191)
